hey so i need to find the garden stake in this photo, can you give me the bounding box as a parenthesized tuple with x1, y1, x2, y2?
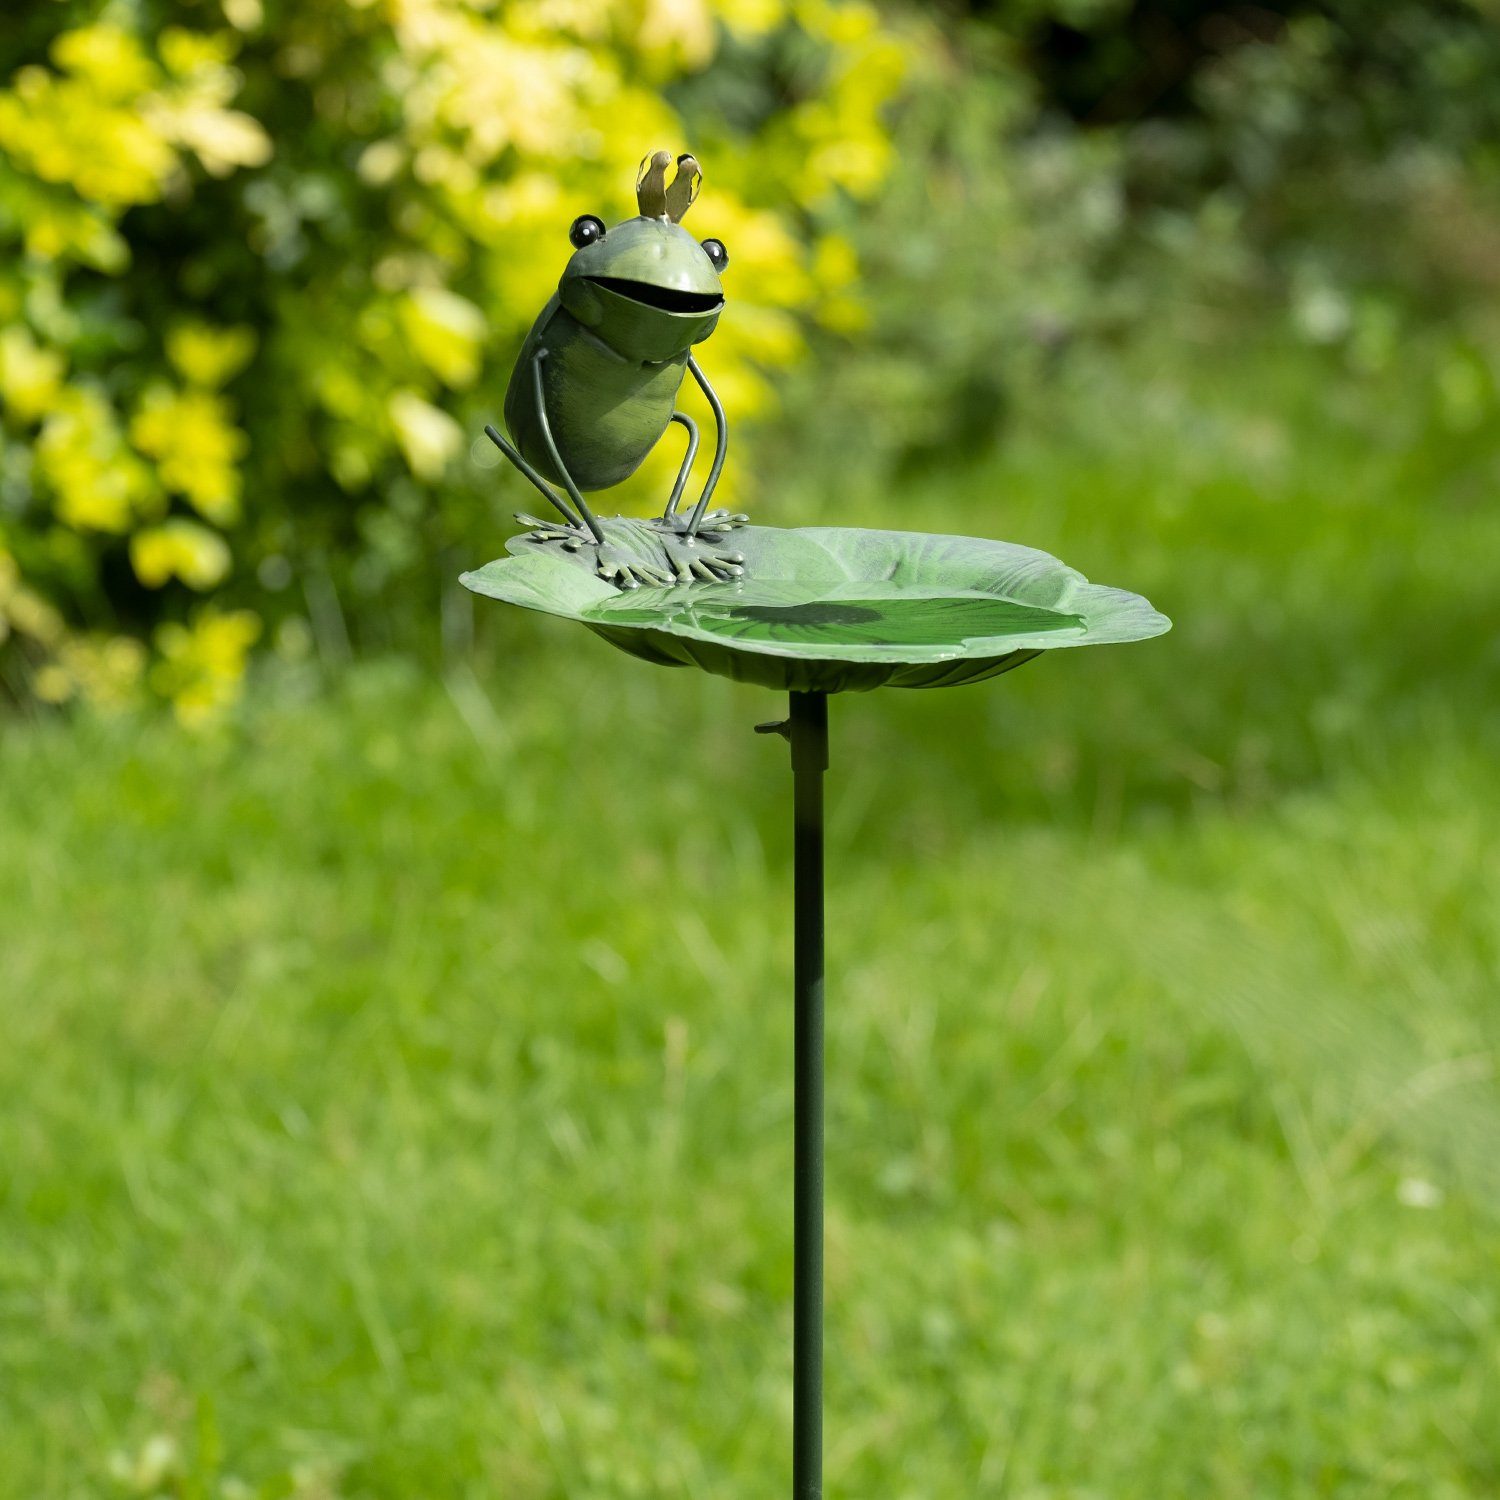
(790, 691, 827, 1499)
(757, 693, 827, 1494)
(756, 692, 828, 1496)
(793, 693, 829, 1496)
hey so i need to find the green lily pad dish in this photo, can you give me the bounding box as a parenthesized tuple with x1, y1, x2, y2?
(460, 522, 1170, 694)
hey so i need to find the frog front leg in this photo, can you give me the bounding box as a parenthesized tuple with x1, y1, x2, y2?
(649, 362, 746, 582)
(683, 355, 736, 539)
(659, 411, 701, 524)
(652, 411, 746, 540)
(647, 412, 746, 582)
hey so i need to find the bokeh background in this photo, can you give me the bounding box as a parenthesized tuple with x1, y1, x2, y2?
(3, 1, 1498, 1495)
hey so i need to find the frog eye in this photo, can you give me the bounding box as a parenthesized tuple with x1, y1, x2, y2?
(569, 214, 606, 249)
(700, 238, 729, 271)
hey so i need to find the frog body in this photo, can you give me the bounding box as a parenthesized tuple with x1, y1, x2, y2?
(485, 152, 743, 589)
(504, 293, 693, 492)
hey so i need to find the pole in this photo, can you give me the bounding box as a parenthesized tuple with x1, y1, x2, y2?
(789, 690, 827, 1499)
(755, 692, 830, 1496)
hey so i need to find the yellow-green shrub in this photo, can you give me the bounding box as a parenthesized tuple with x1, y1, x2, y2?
(0, 0, 904, 723)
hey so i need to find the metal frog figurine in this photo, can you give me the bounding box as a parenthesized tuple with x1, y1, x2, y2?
(485, 150, 746, 590)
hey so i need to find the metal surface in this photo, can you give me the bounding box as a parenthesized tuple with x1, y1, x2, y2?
(532, 349, 604, 543)
(462, 148, 1174, 1500)
(482, 422, 581, 532)
(464, 524, 1171, 692)
(663, 410, 701, 519)
(464, 530, 1167, 1487)
(488, 150, 747, 587)
(684, 353, 729, 536)
(788, 691, 828, 1499)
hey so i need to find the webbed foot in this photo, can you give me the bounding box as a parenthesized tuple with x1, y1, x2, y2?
(659, 531, 745, 584)
(515, 513, 673, 589)
(648, 509, 748, 545)
(595, 545, 674, 590)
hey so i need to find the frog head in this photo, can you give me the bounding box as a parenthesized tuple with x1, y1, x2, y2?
(558, 151, 729, 364)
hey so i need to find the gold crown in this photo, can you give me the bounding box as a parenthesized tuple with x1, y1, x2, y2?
(636, 149, 701, 223)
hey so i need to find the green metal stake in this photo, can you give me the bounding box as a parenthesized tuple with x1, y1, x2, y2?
(789, 693, 828, 1497)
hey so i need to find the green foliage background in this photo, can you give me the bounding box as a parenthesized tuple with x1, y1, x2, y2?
(6, 0, 1497, 720)
(0, 0, 902, 719)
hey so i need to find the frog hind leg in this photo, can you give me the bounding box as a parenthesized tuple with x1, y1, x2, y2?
(649, 365, 728, 538)
(649, 410, 735, 538)
(648, 408, 744, 581)
(483, 424, 585, 532)
(530, 351, 605, 544)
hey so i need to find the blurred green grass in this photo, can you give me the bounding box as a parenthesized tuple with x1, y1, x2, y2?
(2, 337, 1498, 1498)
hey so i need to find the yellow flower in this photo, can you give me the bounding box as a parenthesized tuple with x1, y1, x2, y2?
(810, 231, 868, 332)
(390, 8, 609, 164)
(166, 323, 257, 388)
(153, 100, 272, 178)
(33, 632, 147, 710)
(31, 663, 75, 705)
(11, 189, 130, 270)
(129, 385, 248, 524)
(36, 387, 155, 533)
(0, 326, 67, 423)
(150, 607, 261, 727)
(156, 28, 238, 78)
(0, 19, 271, 223)
(0, 67, 177, 208)
(358, 139, 407, 187)
(147, 28, 272, 178)
(632, 0, 718, 74)
(51, 24, 159, 99)
(389, 389, 463, 479)
(713, 0, 789, 37)
(221, 0, 265, 33)
(0, 549, 65, 646)
(397, 287, 487, 388)
(130, 520, 233, 590)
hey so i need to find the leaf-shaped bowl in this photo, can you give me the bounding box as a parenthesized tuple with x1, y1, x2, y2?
(461, 522, 1170, 694)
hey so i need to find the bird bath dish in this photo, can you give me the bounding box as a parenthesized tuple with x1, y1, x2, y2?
(461, 519, 1169, 693)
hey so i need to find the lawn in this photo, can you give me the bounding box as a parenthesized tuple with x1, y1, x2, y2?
(2, 338, 1497, 1498)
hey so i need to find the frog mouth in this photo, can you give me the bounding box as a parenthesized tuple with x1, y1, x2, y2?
(585, 276, 723, 315)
